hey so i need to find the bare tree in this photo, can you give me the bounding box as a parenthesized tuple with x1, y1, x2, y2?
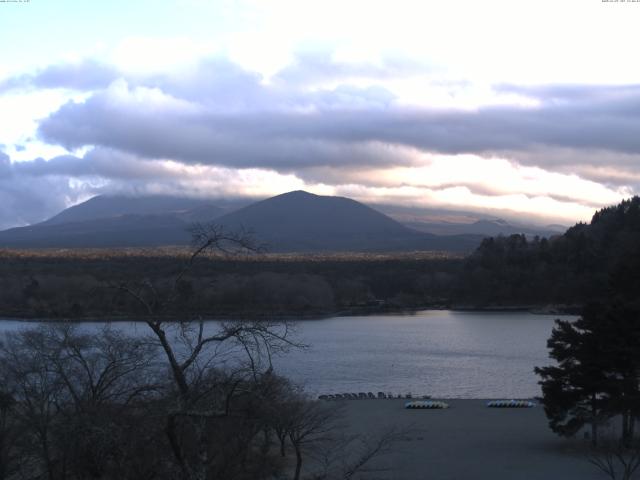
(112, 223, 302, 480)
(0, 328, 67, 480)
(0, 324, 163, 480)
(0, 388, 19, 480)
(284, 398, 344, 480)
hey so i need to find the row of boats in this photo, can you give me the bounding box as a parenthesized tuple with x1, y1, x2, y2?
(318, 394, 536, 409)
(318, 392, 431, 400)
(404, 399, 537, 409)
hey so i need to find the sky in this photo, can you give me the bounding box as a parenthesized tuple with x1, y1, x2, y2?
(0, 0, 639, 229)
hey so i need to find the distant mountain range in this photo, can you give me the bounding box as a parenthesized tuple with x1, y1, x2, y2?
(0, 191, 562, 252)
(403, 218, 563, 237)
(374, 204, 565, 237)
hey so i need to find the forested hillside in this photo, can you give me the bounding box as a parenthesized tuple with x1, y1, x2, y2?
(457, 197, 640, 306)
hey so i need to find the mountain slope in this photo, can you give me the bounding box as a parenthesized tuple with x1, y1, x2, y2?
(0, 191, 484, 252)
(215, 191, 482, 252)
(42, 195, 223, 226)
(404, 218, 561, 237)
(0, 195, 225, 248)
(0, 214, 192, 248)
(376, 203, 566, 237)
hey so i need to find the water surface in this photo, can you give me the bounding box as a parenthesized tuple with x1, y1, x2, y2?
(0, 310, 567, 398)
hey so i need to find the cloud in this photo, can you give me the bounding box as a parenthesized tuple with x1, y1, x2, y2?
(0, 59, 120, 92)
(2, 54, 639, 229)
(273, 51, 433, 87)
(37, 79, 403, 169)
(0, 148, 312, 229)
(0, 152, 89, 229)
(150, 57, 399, 111)
(0, 151, 10, 176)
(495, 83, 640, 105)
(12, 150, 171, 180)
(1, 54, 400, 109)
(295, 153, 627, 208)
(505, 147, 640, 186)
(0, 143, 626, 231)
(35, 67, 640, 177)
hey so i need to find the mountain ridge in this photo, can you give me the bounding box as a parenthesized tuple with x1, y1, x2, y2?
(42, 195, 225, 226)
(210, 190, 479, 252)
(0, 190, 529, 252)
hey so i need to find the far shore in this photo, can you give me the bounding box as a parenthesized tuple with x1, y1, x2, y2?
(336, 398, 601, 480)
(0, 304, 580, 323)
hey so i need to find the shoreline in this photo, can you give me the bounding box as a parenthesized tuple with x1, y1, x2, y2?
(319, 396, 542, 402)
(0, 303, 580, 323)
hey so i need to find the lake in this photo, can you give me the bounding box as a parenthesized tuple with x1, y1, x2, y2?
(0, 310, 569, 399)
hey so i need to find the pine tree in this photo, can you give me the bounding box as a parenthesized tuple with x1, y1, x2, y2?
(536, 302, 640, 447)
(535, 303, 612, 446)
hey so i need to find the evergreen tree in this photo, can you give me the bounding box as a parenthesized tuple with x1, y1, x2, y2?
(536, 302, 640, 447)
(596, 303, 640, 446)
(535, 303, 612, 446)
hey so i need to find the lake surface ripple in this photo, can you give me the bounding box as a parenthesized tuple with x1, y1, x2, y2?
(0, 310, 568, 398)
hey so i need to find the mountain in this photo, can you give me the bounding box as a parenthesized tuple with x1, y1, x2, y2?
(404, 218, 561, 237)
(42, 195, 224, 226)
(0, 214, 192, 248)
(0, 195, 227, 248)
(376, 203, 566, 237)
(0, 191, 485, 252)
(213, 191, 482, 252)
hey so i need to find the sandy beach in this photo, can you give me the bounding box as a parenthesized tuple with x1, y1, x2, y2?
(339, 399, 603, 480)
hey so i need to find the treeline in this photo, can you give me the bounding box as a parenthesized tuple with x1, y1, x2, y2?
(458, 197, 640, 307)
(0, 252, 461, 319)
(530, 202, 640, 471)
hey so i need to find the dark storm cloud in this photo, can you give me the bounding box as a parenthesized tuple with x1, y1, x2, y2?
(37, 79, 640, 172)
(0, 60, 120, 92)
(6, 56, 640, 173)
(36, 79, 403, 169)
